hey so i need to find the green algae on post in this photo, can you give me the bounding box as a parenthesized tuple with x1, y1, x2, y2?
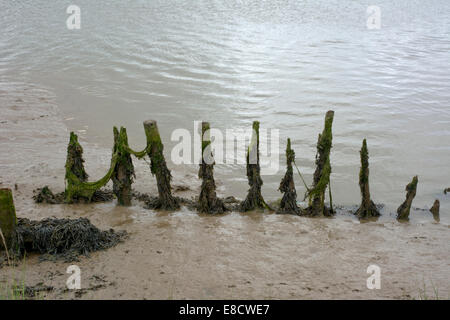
(240, 121, 271, 212)
(143, 120, 180, 210)
(277, 138, 301, 215)
(305, 110, 334, 217)
(65, 132, 119, 203)
(112, 127, 135, 206)
(0, 188, 17, 249)
(355, 139, 380, 220)
(198, 122, 227, 214)
(396, 175, 418, 221)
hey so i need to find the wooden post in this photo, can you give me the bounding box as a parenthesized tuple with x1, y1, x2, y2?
(0, 188, 17, 249)
(112, 127, 135, 206)
(306, 110, 334, 216)
(430, 199, 440, 222)
(277, 138, 301, 215)
(198, 122, 226, 214)
(240, 121, 270, 212)
(65, 132, 88, 182)
(143, 120, 180, 210)
(396, 176, 418, 221)
(355, 139, 380, 219)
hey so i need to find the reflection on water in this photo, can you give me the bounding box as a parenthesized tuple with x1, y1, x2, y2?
(1, 0, 450, 211)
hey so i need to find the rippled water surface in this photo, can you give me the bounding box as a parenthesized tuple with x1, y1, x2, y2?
(1, 0, 450, 211)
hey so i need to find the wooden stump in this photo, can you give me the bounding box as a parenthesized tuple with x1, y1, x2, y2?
(0, 188, 17, 250)
(396, 176, 418, 221)
(143, 120, 180, 210)
(355, 139, 380, 219)
(277, 138, 301, 215)
(240, 121, 270, 212)
(429, 199, 440, 222)
(198, 122, 226, 214)
(112, 127, 135, 206)
(305, 110, 334, 217)
(65, 132, 88, 182)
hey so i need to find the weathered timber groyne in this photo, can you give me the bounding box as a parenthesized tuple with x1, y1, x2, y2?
(28, 110, 446, 223)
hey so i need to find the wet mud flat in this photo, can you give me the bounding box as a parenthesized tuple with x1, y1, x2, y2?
(1, 85, 449, 299)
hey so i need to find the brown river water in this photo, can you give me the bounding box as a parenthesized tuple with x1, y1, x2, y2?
(0, 0, 449, 299)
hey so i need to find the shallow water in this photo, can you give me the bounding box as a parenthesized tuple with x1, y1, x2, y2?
(1, 0, 450, 213)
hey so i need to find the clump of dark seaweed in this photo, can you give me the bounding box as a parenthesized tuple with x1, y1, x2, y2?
(10, 217, 126, 261)
(33, 186, 114, 204)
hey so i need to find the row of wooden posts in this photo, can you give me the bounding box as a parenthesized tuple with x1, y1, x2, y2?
(0, 111, 442, 248)
(60, 110, 438, 221)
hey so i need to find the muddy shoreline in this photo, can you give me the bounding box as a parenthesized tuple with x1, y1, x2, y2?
(1, 82, 449, 299)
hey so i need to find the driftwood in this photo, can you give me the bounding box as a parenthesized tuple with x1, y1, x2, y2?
(143, 120, 180, 210)
(112, 127, 135, 206)
(198, 122, 227, 214)
(397, 176, 418, 221)
(240, 121, 271, 212)
(355, 139, 380, 220)
(429, 199, 440, 222)
(0, 188, 17, 249)
(277, 138, 301, 215)
(305, 110, 334, 217)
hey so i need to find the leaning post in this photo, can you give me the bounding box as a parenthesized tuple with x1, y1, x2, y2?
(396, 176, 418, 221)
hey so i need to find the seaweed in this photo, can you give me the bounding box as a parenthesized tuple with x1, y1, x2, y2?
(65, 132, 119, 203)
(10, 217, 126, 262)
(33, 186, 114, 204)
